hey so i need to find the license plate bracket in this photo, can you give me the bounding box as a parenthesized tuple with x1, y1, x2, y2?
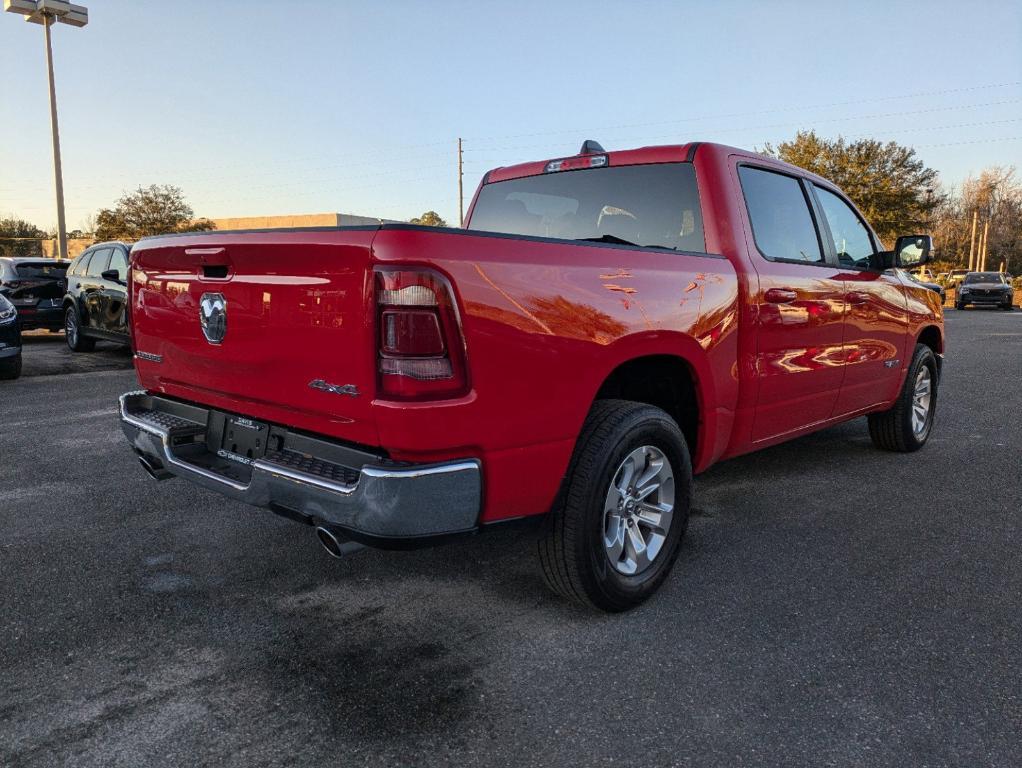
(219, 415, 269, 462)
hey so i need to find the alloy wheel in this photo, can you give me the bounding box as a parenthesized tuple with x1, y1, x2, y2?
(65, 310, 77, 348)
(603, 445, 675, 576)
(911, 366, 932, 438)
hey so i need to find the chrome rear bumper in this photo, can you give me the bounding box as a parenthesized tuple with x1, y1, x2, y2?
(118, 391, 482, 544)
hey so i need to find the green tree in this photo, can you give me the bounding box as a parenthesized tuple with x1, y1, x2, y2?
(409, 210, 448, 227)
(763, 131, 940, 244)
(0, 217, 47, 258)
(94, 185, 215, 241)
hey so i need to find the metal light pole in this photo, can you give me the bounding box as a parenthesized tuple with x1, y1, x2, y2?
(5, 0, 88, 261)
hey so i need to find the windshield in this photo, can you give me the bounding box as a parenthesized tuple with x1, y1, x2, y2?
(468, 163, 705, 252)
(14, 261, 68, 279)
(964, 273, 1005, 285)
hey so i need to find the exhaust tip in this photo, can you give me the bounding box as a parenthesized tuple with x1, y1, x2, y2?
(138, 455, 171, 481)
(315, 526, 345, 558)
(315, 526, 364, 559)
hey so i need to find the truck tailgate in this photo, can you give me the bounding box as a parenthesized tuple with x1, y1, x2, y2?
(130, 229, 381, 446)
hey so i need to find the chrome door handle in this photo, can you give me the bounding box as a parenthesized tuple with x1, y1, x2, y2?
(764, 288, 797, 304)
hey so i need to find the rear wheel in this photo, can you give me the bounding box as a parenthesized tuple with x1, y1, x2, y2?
(0, 351, 22, 380)
(65, 306, 95, 352)
(867, 344, 938, 452)
(538, 400, 692, 612)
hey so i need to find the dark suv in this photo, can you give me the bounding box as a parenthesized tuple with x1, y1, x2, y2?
(955, 272, 1014, 311)
(63, 241, 131, 352)
(0, 293, 22, 379)
(0, 257, 71, 332)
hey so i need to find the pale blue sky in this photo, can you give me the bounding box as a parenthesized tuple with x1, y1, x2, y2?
(2, 0, 1020, 231)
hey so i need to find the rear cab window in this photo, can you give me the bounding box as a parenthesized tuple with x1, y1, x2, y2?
(469, 163, 705, 253)
(738, 165, 823, 264)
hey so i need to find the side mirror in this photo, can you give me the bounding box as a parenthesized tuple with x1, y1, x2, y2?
(894, 235, 932, 268)
(100, 268, 123, 283)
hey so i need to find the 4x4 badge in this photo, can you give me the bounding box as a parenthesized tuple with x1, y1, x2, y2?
(309, 379, 359, 397)
(199, 292, 227, 345)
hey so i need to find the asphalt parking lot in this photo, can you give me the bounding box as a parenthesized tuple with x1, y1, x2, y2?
(2, 309, 1020, 767)
(17, 330, 133, 377)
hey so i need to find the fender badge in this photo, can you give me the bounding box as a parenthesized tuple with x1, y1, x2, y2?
(309, 379, 360, 397)
(135, 351, 163, 363)
(884, 359, 900, 368)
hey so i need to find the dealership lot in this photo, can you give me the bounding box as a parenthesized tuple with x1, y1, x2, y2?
(2, 310, 1020, 767)
(17, 330, 132, 378)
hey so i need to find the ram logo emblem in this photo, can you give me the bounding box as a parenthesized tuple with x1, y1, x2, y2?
(199, 292, 227, 345)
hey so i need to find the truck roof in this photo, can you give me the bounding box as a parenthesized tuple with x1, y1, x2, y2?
(483, 141, 825, 186)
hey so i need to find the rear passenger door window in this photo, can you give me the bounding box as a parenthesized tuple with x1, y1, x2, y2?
(87, 248, 112, 277)
(108, 249, 128, 281)
(813, 186, 876, 269)
(738, 166, 823, 264)
(71, 252, 91, 277)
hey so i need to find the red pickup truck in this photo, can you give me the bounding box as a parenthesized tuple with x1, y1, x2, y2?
(119, 141, 943, 611)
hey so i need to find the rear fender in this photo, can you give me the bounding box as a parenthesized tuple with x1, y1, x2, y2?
(587, 329, 738, 473)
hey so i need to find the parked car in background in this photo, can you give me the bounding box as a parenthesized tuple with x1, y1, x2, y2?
(62, 242, 132, 352)
(956, 272, 1014, 310)
(118, 140, 944, 611)
(946, 268, 969, 288)
(913, 267, 937, 282)
(0, 293, 23, 380)
(0, 257, 71, 332)
(902, 269, 946, 304)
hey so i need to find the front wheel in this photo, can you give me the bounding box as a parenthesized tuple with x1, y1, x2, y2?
(867, 344, 938, 452)
(65, 306, 95, 352)
(537, 400, 692, 612)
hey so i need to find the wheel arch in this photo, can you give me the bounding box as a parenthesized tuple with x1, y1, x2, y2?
(917, 324, 943, 355)
(916, 324, 944, 380)
(62, 295, 84, 319)
(592, 353, 704, 470)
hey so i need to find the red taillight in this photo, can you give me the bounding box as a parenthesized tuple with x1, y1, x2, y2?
(374, 268, 469, 400)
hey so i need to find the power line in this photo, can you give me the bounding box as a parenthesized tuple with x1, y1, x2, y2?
(462, 81, 1022, 144)
(914, 136, 1022, 148)
(463, 100, 1022, 154)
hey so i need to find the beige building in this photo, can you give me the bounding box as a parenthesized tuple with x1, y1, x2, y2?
(208, 212, 396, 230)
(36, 212, 395, 259)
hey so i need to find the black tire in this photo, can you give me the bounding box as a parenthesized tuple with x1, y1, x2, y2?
(538, 399, 692, 612)
(955, 302, 965, 310)
(867, 344, 938, 452)
(0, 352, 21, 380)
(65, 306, 95, 352)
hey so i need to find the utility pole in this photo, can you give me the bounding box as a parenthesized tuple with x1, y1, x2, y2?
(457, 137, 464, 228)
(5, 1, 89, 261)
(42, 14, 67, 259)
(967, 209, 978, 271)
(979, 220, 990, 272)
